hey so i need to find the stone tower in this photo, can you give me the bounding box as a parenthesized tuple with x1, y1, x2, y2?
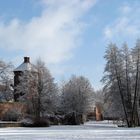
(13, 57, 38, 101)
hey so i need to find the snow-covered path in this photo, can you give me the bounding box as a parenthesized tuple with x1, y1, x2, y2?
(0, 121, 140, 140)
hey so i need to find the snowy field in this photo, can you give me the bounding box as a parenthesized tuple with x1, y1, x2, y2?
(0, 121, 140, 140)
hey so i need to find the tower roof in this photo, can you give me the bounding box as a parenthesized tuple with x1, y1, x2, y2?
(14, 57, 37, 72)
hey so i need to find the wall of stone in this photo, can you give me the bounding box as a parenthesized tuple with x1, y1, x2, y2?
(0, 102, 27, 120)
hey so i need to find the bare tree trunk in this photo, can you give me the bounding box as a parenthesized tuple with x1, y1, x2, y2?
(131, 53, 139, 126)
(125, 55, 133, 127)
(116, 74, 130, 127)
(113, 54, 130, 127)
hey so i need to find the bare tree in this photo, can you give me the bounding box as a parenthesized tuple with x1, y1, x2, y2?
(121, 43, 133, 125)
(103, 84, 124, 119)
(35, 58, 58, 116)
(102, 41, 140, 127)
(0, 59, 14, 102)
(102, 43, 131, 126)
(61, 75, 95, 115)
(131, 39, 140, 126)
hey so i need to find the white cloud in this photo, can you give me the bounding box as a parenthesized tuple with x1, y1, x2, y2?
(104, 3, 140, 42)
(0, 0, 96, 65)
(120, 4, 132, 15)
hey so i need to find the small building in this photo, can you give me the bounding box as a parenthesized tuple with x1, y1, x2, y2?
(13, 57, 38, 101)
(95, 104, 103, 121)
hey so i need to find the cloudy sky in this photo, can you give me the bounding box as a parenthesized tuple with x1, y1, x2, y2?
(0, 0, 140, 90)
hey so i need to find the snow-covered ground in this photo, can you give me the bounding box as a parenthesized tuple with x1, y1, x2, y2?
(0, 121, 140, 140)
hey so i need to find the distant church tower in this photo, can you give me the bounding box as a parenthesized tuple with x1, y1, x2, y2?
(13, 57, 38, 101)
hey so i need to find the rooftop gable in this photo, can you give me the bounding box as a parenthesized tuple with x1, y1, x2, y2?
(13, 57, 37, 72)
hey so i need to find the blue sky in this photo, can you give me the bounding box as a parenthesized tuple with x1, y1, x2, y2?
(0, 0, 140, 90)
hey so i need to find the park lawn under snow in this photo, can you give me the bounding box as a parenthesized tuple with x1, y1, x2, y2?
(0, 121, 140, 140)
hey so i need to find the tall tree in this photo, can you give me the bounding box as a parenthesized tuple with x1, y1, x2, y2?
(35, 59, 58, 116)
(121, 43, 133, 125)
(131, 39, 140, 126)
(102, 43, 131, 126)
